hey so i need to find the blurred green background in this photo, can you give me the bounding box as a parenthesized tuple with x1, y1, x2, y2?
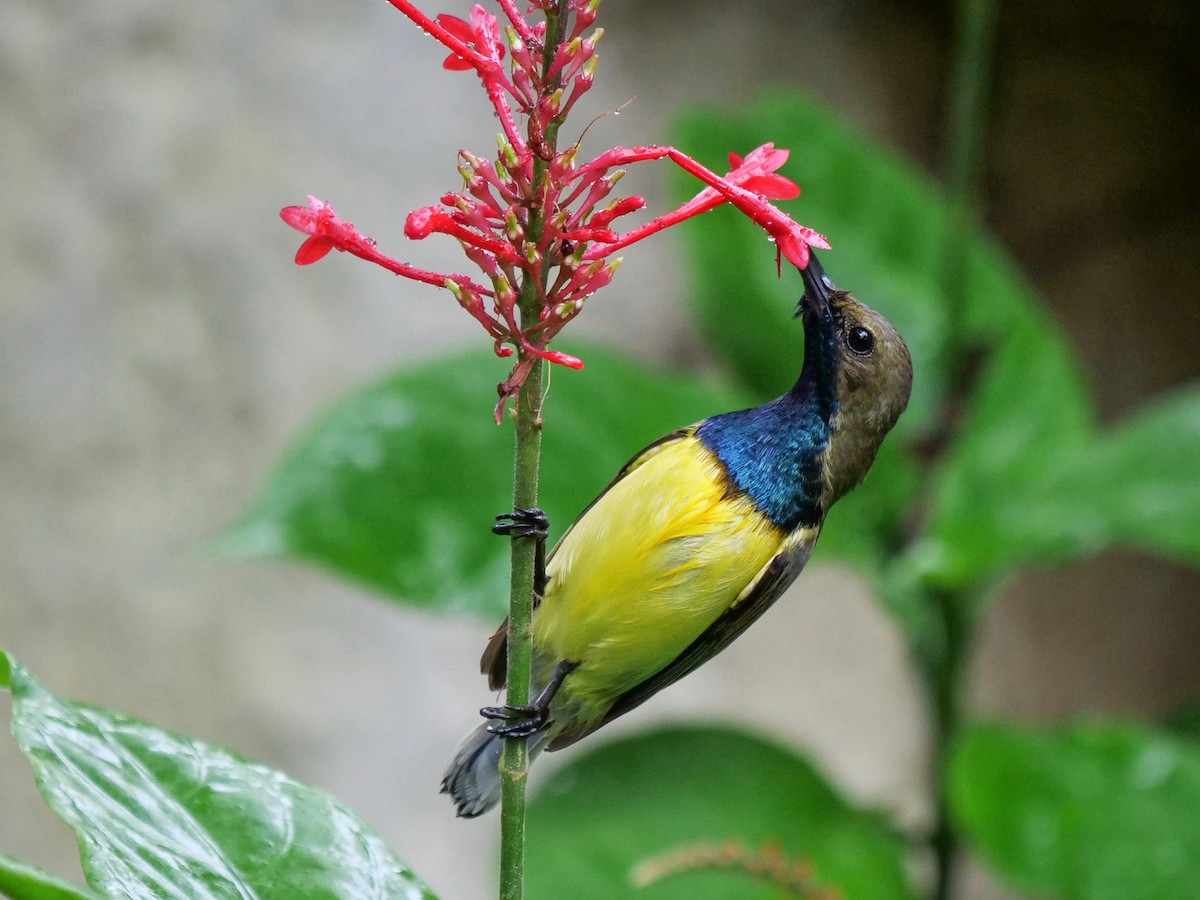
(2, 2, 1197, 898)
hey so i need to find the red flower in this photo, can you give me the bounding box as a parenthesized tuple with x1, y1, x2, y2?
(436, 9, 506, 71)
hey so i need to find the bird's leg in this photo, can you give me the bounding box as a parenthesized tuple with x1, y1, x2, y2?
(492, 506, 549, 595)
(482, 659, 578, 738)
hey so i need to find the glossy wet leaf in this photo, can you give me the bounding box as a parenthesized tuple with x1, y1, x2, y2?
(950, 720, 1200, 900)
(672, 93, 1200, 593)
(526, 726, 916, 900)
(3, 652, 435, 900)
(671, 94, 1091, 585)
(673, 93, 961, 435)
(221, 344, 746, 618)
(0, 855, 101, 900)
(918, 382, 1200, 583)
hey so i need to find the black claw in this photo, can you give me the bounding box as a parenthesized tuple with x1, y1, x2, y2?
(481, 704, 550, 738)
(480, 704, 530, 721)
(492, 507, 549, 541)
(477, 660, 577, 740)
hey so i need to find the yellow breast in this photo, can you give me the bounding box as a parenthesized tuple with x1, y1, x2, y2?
(533, 433, 785, 719)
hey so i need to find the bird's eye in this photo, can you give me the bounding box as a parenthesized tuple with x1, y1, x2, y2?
(846, 325, 876, 356)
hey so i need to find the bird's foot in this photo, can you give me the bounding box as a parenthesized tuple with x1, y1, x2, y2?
(481, 703, 550, 738)
(492, 507, 549, 541)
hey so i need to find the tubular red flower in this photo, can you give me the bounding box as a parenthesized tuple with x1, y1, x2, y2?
(279, 196, 493, 291)
(578, 144, 828, 270)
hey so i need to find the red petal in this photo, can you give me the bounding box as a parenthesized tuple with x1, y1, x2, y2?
(280, 205, 317, 234)
(442, 54, 474, 70)
(295, 236, 334, 265)
(742, 173, 801, 200)
(727, 152, 743, 169)
(777, 233, 810, 270)
(436, 14, 475, 42)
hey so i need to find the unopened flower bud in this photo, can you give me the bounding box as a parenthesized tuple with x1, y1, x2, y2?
(496, 134, 520, 170)
(505, 210, 524, 241)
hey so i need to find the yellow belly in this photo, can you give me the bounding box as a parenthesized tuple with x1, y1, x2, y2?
(533, 434, 784, 722)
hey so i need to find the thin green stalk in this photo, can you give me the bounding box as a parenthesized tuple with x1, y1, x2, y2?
(926, 587, 973, 900)
(497, 8, 569, 900)
(939, 0, 1000, 352)
(929, 1, 998, 897)
(497, 356, 544, 900)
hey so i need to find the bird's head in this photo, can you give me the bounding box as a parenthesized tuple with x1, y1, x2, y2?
(799, 252, 913, 503)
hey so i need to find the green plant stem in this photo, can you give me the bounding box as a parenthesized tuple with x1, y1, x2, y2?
(928, 1, 998, 898)
(497, 8, 568, 900)
(497, 357, 544, 900)
(925, 588, 973, 900)
(939, 0, 1000, 370)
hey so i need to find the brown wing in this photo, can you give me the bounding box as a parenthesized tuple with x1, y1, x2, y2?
(480, 427, 697, 691)
(546, 529, 819, 750)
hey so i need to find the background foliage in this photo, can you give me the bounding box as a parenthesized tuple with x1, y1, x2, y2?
(3, 34, 1198, 900)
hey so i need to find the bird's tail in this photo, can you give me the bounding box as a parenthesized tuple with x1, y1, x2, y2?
(441, 722, 549, 818)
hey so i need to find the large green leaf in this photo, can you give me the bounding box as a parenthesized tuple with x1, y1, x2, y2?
(3, 652, 434, 900)
(917, 380, 1200, 584)
(672, 93, 1200, 590)
(950, 720, 1200, 900)
(671, 95, 1091, 581)
(526, 726, 916, 900)
(673, 93, 962, 435)
(221, 344, 746, 618)
(0, 855, 101, 900)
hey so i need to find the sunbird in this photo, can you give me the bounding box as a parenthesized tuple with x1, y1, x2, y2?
(443, 252, 913, 817)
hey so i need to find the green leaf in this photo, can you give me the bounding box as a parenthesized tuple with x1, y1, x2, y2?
(526, 725, 916, 900)
(673, 93, 1200, 589)
(673, 92, 960, 436)
(1061, 385, 1200, 561)
(5, 655, 435, 900)
(671, 94, 1091, 583)
(1166, 702, 1200, 744)
(221, 344, 746, 618)
(950, 720, 1200, 900)
(0, 855, 102, 900)
(918, 381, 1200, 583)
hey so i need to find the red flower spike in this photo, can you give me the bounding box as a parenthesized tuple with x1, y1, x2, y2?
(287, 4, 837, 418)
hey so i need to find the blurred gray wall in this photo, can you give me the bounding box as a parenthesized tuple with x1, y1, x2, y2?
(2, 2, 1197, 899)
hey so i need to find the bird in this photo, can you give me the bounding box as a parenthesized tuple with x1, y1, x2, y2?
(442, 251, 913, 817)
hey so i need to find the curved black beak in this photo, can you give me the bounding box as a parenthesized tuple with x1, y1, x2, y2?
(798, 250, 836, 317)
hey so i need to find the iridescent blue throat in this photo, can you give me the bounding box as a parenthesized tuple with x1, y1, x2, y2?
(696, 303, 840, 532)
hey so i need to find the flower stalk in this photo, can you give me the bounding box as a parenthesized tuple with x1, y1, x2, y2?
(278, 2, 833, 897)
